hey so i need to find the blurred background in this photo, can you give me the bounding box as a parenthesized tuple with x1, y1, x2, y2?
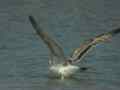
(0, 0, 120, 90)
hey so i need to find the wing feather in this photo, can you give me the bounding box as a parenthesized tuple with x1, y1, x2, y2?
(71, 28, 120, 63)
(29, 16, 65, 64)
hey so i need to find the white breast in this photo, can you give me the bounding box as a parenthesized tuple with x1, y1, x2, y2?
(49, 64, 79, 78)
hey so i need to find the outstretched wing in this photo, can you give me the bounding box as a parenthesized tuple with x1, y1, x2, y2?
(29, 16, 65, 64)
(70, 28, 120, 63)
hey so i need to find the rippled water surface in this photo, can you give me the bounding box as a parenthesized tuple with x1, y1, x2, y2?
(0, 0, 120, 90)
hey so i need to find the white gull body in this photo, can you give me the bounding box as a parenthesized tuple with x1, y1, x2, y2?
(49, 64, 79, 79)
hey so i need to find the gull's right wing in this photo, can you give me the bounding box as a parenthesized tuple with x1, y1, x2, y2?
(70, 28, 120, 64)
(29, 16, 65, 64)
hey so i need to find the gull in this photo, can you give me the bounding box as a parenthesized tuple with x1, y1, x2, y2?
(29, 16, 120, 80)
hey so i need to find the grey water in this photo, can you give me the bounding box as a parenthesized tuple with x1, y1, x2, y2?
(0, 0, 120, 90)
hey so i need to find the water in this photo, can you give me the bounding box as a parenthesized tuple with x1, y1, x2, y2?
(0, 0, 120, 90)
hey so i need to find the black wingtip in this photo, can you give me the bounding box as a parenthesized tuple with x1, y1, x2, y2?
(28, 15, 42, 34)
(28, 16, 37, 28)
(109, 28, 120, 36)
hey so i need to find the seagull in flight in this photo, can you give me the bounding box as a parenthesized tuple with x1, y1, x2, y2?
(29, 16, 120, 80)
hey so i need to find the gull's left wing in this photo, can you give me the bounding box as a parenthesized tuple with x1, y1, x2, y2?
(70, 28, 120, 63)
(29, 16, 65, 65)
